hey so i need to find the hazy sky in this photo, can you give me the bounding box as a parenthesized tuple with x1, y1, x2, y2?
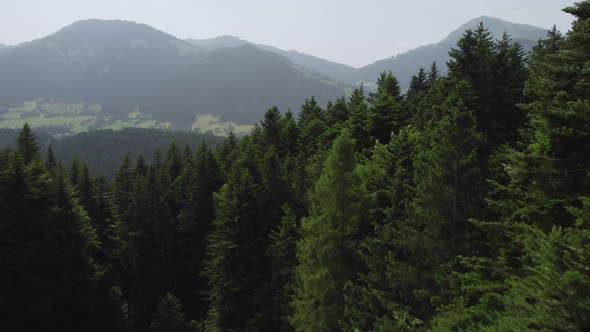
(0, 0, 576, 67)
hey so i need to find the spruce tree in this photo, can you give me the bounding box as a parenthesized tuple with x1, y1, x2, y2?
(427, 61, 440, 87)
(0, 129, 123, 331)
(291, 131, 369, 331)
(347, 85, 370, 149)
(150, 293, 188, 332)
(16, 123, 39, 165)
(203, 159, 267, 331)
(176, 141, 221, 321)
(266, 206, 299, 331)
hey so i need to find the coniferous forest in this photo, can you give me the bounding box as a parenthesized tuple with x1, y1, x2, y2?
(1, 3, 590, 331)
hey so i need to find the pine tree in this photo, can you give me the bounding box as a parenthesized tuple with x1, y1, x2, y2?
(216, 132, 238, 180)
(291, 131, 369, 331)
(482, 225, 590, 331)
(347, 85, 370, 149)
(166, 142, 183, 181)
(150, 293, 188, 332)
(46, 145, 56, 171)
(203, 159, 267, 331)
(427, 61, 440, 87)
(0, 129, 123, 331)
(368, 75, 403, 144)
(77, 162, 93, 209)
(69, 158, 80, 186)
(432, 8, 589, 329)
(16, 123, 39, 165)
(448, 23, 526, 148)
(176, 141, 221, 321)
(373, 71, 402, 102)
(298, 97, 327, 156)
(326, 97, 349, 141)
(344, 127, 421, 331)
(406, 67, 428, 100)
(266, 206, 299, 331)
(495, 4, 590, 230)
(391, 83, 485, 323)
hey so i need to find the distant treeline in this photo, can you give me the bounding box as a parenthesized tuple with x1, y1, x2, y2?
(0, 127, 224, 179)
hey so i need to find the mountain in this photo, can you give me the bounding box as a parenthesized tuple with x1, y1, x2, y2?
(0, 15, 549, 131)
(352, 16, 548, 88)
(185, 35, 248, 50)
(187, 16, 548, 90)
(186, 36, 358, 85)
(0, 20, 345, 127)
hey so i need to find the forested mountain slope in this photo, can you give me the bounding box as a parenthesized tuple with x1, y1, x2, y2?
(1, 2, 589, 332)
(0, 20, 345, 126)
(188, 16, 547, 89)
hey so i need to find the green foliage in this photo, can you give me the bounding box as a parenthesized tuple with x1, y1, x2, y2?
(150, 293, 189, 332)
(0, 133, 124, 331)
(2, 5, 589, 331)
(16, 123, 39, 164)
(483, 225, 590, 331)
(267, 206, 300, 331)
(291, 131, 369, 331)
(203, 161, 264, 331)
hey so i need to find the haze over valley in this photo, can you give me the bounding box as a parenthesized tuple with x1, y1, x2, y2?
(0, 16, 548, 135)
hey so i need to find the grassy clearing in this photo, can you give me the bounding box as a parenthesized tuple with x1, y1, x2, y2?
(192, 114, 252, 136)
(1, 100, 254, 136)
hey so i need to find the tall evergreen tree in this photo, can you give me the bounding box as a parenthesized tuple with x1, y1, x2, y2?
(0, 129, 123, 331)
(16, 123, 39, 165)
(175, 141, 221, 322)
(266, 206, 299, 331)
(150, 293, 189, 332)
(203, 157, 268, 331)
(347, 85, 370, 149)
(427, 61, 440, 87)
(448, 23, 527, 148)
(291, 131, 369, 331)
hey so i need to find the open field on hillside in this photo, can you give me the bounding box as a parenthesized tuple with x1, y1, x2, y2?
(0, 99, 249, 136)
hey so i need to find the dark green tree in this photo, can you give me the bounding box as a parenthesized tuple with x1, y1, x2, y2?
(150, 293, 188, 332)
(266, 206, 299, 331)
(291, 131, 369, 331)
(16, 123, 39, 165)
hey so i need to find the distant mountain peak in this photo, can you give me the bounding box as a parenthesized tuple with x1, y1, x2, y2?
(447, 15, 548, 43)
(57, 19, 155, 33)
(352, 16, 548, 89)
(47, 18, 183, 44)
(0, 20, 345, 127)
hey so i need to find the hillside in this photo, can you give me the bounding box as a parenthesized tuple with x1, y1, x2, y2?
(187, 16, 548, 89)
(186, 36, 358, 84)
(353, 16, 548, 87)
(0, 16, 549, 135)
(0, 20, 345, 131)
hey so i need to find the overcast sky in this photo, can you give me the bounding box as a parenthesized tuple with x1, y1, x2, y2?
(0, 0, 576, 67)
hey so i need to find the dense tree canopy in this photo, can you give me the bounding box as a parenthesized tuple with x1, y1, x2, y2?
(1, 3, 589, 331)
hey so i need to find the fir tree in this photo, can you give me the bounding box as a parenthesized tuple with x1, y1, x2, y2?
(266, 206, 299, 331)
(347, 85, 370, 148)
(291, 131, 369, 331)
(150, 293, 188, 332)
(16, 123, 39, 165)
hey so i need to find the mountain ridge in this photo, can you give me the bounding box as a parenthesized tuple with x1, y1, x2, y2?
(0, 16, 550, 131)
(0, 19, 346, 127)
(186, 16, 548, 87)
